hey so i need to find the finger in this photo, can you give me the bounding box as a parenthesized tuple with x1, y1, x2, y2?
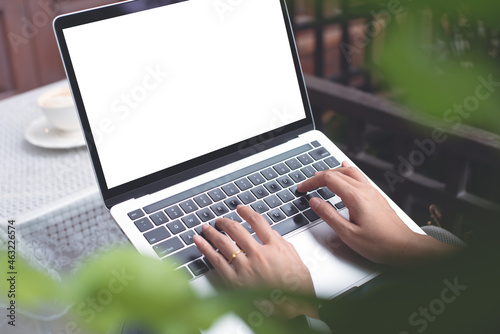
(297, 171, 327, 193)
(193, 234, 237, 282)
(215, 215, 259, 254)
(298, 170, 355, 196)
(237, 205, 276, 244)
(336, 164, 369, 184)
(201, 224, 247, 267)
(308, 197, 356, 240)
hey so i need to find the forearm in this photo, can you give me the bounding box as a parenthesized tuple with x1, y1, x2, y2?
(391, 233, 463, 271)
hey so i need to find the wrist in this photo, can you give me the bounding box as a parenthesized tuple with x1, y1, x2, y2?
(392, 233, 462, 270)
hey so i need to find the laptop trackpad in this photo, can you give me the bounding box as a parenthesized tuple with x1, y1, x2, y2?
(289, 221, 382, 299)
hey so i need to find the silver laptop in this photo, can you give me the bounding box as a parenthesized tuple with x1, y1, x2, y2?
(54, 0, 423, 330)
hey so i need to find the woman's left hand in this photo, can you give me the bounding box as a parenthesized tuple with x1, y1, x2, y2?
(193, 205, 318, 319)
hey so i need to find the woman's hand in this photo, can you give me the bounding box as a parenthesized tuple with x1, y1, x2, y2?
(297, 162, 461, 270)
(193, 205, 318, 319)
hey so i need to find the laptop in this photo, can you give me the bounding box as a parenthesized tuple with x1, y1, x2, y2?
(54, 0, 423, 331)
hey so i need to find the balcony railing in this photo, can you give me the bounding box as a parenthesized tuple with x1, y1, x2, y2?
(306, 75, 500, 241)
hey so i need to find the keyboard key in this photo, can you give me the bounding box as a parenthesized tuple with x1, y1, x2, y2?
(203, 256, 214, 269)
(273, 163, 291, 175)
(264, 180, 281, 193)
(305, 191, 321, 201)
(264, 195, 281, 209)
(222, 183, 240, 196)
(209, 220, 223, 231)
(224, 212, 242, 222)
(180, 230, 196, 245)
(189, 260, 209, 276)
(153, 236, 184, 258)
(210, 202, 230, 216)
(194, 226, 203, 235)
(241, 222, 254, 234)
(272, 214, 308, 236)
(134, 217, 154, 232)
(261, 168, 278, 180)
(304, 209, 320, 222)
(300, 165, 316, 178)
(293, 197, 310, 211)
(238, 191, 257, 205)
(289, 171, 306, 183)
(144, 226, 171, 244)
(175, 266, 193, 280)
(194, 194, 213, 208)
(128, 209, 144, 220)
(311, 140, 321, 148)
(288, 185, 306, 197)
(182, 214, 201, 228)
(309, 147, 331, 161)
(324, 156, 340, 168)
(179, 199, 198, 214)
(166, 220, 186, 234)
(277, 189, 294, 203)
(268, 208, 286, 223)
(251, 201, 269, 214)
(208, 189, 226, 202)
(224, 197, 242, 210)
(278, 175, 295, 188)
(248, 173, 265, 185)
(235, 178, 253, 190)
(263, 215, 273, 225)
(251, 186, 269, 199)
(197, 208, 215, 222)
(198, 231, 217, 250)
(313, 161, 329, 172)
(285, 158, 302, 170)
(335, 201, 346, 210)
(168, 245, 203, 268)
(289, 185, 306, 197)
(165, 205, 184, 220)
(318, 187, 336, 200)
(297, 154, 313, 165)
(149, 211, 169, 226)
(281, 203, 299, 217)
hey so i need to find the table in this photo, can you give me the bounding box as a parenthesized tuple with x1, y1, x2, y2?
(1, 80, 96, 219)
(0, 81, 128, 333)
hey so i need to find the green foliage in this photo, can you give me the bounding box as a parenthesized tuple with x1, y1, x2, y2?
(367, 0, 500, 134)
(1, 248, 320, 334)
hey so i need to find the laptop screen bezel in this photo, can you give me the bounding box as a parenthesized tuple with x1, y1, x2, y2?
(54, 0, 315, 208)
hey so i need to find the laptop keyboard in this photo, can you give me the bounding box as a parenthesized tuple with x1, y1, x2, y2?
(127, 141, 346, 280)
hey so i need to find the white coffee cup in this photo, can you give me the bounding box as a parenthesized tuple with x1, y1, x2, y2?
(38, 87, 80, 132)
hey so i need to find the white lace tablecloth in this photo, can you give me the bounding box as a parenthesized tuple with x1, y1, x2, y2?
(0, 82, 128, 333)
(0, 80, 99, 220)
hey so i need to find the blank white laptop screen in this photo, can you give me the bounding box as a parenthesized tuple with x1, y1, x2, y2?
(63, 0, 307, 189)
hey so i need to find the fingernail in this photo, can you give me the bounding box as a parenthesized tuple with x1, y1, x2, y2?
(343, 160, 351, 167)
(202, 224, 209, 231)
(309, 197, 321, 210)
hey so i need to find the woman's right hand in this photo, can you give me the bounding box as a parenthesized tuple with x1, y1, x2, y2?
(297, 162, 461, 270)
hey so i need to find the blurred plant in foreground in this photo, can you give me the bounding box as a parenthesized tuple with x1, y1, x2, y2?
(369, 0, 500, 134)
(0, 248, 319, 334)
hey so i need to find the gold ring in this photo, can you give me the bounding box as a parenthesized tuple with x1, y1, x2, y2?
(229, 249, 243, 265)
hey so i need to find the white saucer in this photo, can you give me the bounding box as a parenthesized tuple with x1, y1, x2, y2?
(25, 117, 85, 149)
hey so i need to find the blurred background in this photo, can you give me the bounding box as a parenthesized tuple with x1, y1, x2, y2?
(1, 0, 499, 242)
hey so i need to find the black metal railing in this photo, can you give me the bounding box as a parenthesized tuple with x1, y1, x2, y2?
(306, 75, 500, 240)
